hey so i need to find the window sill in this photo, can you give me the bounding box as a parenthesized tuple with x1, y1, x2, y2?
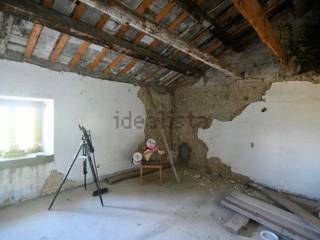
(0, 153, 54, 169)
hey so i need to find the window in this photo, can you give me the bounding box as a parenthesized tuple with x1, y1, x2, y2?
(0, 96, 53, 159)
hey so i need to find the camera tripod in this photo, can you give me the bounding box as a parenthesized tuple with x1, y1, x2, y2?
(48, 126, 106, 210)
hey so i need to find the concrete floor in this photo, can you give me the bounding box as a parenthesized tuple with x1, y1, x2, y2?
(0, 168, 265, 240)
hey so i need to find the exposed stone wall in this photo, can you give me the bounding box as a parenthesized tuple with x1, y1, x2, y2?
(172, 78, 272, 168)
(138, 87, 173, 153)
(171, 41, 320, 170)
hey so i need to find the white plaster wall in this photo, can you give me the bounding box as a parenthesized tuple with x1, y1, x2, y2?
(0, 60, 146, 206)
(199, 81, 320, 199)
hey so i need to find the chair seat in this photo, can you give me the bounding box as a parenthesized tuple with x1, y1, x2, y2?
(141, 160, 161, 165)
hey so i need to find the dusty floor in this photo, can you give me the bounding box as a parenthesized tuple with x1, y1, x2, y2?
(0, 168, 268, 240)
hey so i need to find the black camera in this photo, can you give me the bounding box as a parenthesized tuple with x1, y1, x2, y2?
(79, 124, 94, 153)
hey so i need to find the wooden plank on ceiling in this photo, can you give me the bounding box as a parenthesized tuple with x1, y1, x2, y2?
(87, 47, 110, 69)
(24, 0, 53, 59)
(170, 0, 237, 50)
(100, 0, 154, 75)
(0, 0, 201, 76)
(117, 2, 189, 76)
(49, 2, 87, 64)
(78, 0, 237, 77)
(69, 14, 110, 68)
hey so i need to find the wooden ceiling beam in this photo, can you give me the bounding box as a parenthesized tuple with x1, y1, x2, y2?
(78, 0, 237, 77)
(49, 2, 87, 64)
(117, 1, 181, 76)
(0, 14, 14, 55)
(233, 0, 288, 66)
(69, 14, 110, 68)
(87, 47, 109, 70)
(0, 0, 201, 76)
(170, 0, 237, 51)
(100, 0, 154, 75)
(24, 0, 53, 59)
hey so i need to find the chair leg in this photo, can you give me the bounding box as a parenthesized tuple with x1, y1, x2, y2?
(140, 166, 143, 182)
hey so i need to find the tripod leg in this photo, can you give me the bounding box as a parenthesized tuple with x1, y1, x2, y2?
(83, 159, 87, 190)
(48, 142, 83, 210)
(85, 147, 104, 207)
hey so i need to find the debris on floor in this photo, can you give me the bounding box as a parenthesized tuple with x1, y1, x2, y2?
(221, 190, 320, 240)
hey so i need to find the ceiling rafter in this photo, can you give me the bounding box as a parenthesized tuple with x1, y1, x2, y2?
(87, 47, 109, 69)
(24, 0, 53, 59)
(105, 0, 175, 76)
(141, 0, 230, 83)
(68, 14, 110, 68)
(0, 0, 202, 76)
(166, 0, 290, 88)
(165, 0, 289, 82)
(100, 0, 154, 75)
(117, 2, 179, 75)
(118, 2, 191, 77)
(230, 0, 288, 37)
(169, 0, 238, 51)
(233, 0, 288, 66)
(49, 2, 87, 64)
(78, 0, 237, 77)
(0, 13, 14, 55)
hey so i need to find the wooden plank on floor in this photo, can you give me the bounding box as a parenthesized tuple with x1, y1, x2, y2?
(230, 192, 320, 233)
(224, 213, 249, 234)
(221, 199, 307, 240)
(249, 182, 320, 232)
(222, 193, 320, 240)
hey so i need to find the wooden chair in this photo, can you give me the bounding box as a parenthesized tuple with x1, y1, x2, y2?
(140, 153, 165, 183)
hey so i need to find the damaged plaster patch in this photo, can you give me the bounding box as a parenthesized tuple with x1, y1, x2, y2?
(41, 170, 77, 196)
(198, 81, 320, 199)
(137, 87, 173, 150)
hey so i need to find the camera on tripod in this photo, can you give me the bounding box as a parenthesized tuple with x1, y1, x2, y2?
(48, 124, 108, 210)
(79, 124, 94, 153)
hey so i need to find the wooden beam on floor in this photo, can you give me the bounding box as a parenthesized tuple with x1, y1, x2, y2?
(233, 0, 288, 66)
(221, 192, 320, 240)
(78, 0, 238, 77)
(249, 182, 320, 232)
(23, 0, 53, 59)
(0, 0, 201, 76)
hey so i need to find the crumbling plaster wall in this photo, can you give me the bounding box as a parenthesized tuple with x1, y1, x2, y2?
(0, 59, 146, 207)
(172, 42, 278, 168)
(199, 81, 320, 199)
(171, 40, 320, 199)
(137, 87, 173, 152)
